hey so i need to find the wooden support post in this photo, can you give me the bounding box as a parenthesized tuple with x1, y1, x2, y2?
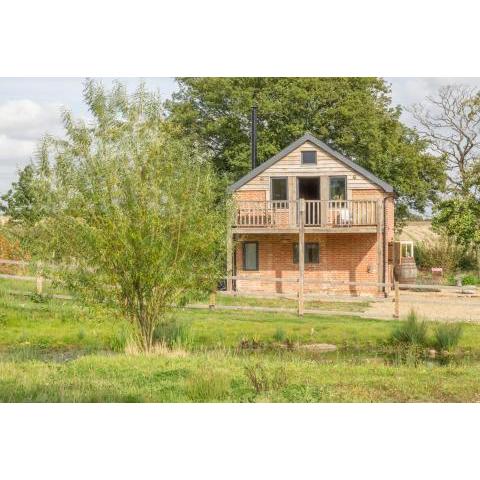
(288, 176, 296, 227)
(36, 275, 43, 295)
(320, 177, 329, 226)
(208, 291, 216, 309)
(376, 200, 383, 295)
(226, 229, 233, 293)
(298, 198, 305, 316)
(393, 280, 400, 318)
(384, 239, 390, 297)
(383, 199, 390, 297)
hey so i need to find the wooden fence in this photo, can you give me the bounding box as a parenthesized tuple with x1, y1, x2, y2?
(0, 258, 476, 319)
(223, 275, 475, 319)
(0, 259, 49, 296)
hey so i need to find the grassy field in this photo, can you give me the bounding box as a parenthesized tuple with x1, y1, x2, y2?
(1, 285, 480, 402)
(0, 277, 72, 297)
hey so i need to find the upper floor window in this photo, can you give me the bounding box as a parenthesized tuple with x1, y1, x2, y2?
(301, 151, 317, 164)
(330, 176, 346, 201)
(271, 177, 288, 201)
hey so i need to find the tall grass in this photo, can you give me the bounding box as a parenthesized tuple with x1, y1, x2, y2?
(185, 371, 230, 401)
(243, 363, 288, 393)
(109, 324, 131, 352)
(153, 320, 191, 348)
(433, 323, 463, 352)
(272, 327, 286, 342)
(390, 310, 428, 346)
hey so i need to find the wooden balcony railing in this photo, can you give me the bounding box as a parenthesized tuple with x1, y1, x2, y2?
(233, 200, 378, 228)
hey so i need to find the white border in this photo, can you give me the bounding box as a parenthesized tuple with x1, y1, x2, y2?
(0, 404, 478, 479)
(2, 0, 480, 76)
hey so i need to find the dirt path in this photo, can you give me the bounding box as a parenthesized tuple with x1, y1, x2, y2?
(365, 289, 480, 322)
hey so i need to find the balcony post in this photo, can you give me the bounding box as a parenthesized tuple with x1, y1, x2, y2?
(320, 177, 329, 226)
(298, 198, 305, 316)
(226, 202, 234, 292)
(376, 200, 383, 294)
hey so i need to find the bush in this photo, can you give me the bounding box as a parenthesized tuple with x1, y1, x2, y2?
(390, 310, 428, 346)
(153, 320, 191, 348)
(414, 236, 467, 273)
(433, 323, 463, 352)
(445, 273, 457, 286)
(460, 274, 480, 286)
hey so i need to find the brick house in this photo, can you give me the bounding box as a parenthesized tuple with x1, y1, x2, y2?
(226, 133, 395, 297)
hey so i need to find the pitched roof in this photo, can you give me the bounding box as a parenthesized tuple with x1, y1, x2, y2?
(227, 132, 394, 193)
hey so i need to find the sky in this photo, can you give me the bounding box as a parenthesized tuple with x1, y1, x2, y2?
(1, 77, 480, 195)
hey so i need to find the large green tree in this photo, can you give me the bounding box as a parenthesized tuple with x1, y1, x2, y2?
(22, 80, 225, 351)
(167, 77, 446, 220)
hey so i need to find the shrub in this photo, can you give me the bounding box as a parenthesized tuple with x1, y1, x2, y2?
(390, 309, 428, 346)
(446, 273, 457, 286)
(272, 327, 286, 342)
(433, 323, 463, 352)
(153, 320, 191, 348)
(461, 274, 480, 286)
(414, 236, 466, 273)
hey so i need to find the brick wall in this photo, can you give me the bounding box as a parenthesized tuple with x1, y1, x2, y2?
(234, 190, 266, 202)
(234, 233, 379, 296)
(385, 195, 394, 242)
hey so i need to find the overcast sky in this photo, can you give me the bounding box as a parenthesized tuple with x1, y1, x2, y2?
(1, 77, 480, 195)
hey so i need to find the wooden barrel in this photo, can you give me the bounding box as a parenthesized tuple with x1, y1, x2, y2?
(394, 257, 418, 284)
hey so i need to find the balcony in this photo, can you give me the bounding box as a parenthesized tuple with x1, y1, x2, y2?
(232, 200, 380, 233)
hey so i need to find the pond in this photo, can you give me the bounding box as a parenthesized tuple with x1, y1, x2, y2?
(235, 340, 480, 367)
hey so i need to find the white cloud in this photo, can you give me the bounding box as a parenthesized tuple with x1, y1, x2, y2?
(0, 99, 65, 194)
(0, 134, 36, 163)
(387, 77, 480, 127)
(0, 99, 63, 140)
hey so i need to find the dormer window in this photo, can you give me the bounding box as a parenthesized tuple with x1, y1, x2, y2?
(301, 151, 317, 164)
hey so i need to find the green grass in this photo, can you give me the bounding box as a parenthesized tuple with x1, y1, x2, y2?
(2, 284, 480, 402)
(215, 294, 370, 312)
(0, 290, 127, 355)
(0, 277, 72, 297)
(2, 351, 480, 402)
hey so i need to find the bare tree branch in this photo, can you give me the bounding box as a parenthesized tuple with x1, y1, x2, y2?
(409, 85, 480, 197)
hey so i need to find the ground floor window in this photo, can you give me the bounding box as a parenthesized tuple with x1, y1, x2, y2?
(243, 241, 259, 270)
(293, 242, 320, 264)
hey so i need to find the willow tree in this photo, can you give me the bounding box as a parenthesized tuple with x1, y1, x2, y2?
(27, 80, 225, 351)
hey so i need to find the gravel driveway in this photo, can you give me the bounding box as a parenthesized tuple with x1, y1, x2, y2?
(365, 289, 480, 322)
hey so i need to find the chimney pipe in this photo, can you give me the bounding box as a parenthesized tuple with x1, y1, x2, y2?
(251, 105, 257, 170)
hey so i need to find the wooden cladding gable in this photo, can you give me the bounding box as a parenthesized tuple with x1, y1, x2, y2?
(237, 141, 381, 194)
